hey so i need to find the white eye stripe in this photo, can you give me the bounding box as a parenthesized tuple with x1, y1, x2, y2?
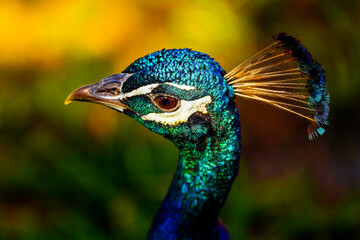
(122, 82, 198, 98)
(141, 96, 212, 125)
(95, 83, 160, 100)
(121, 84, 160, 99)
(164, 82, 197, 90)
(99, 83, 197, 100)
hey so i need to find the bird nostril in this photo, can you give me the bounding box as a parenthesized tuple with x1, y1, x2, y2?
(95, 86, 121, 97)
(108, 87, 120, 95)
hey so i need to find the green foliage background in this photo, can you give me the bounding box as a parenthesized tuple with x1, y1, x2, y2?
(0, 0, 359, 239)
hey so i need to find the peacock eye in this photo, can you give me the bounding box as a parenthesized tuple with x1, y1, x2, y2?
(153, 96, 180, 112)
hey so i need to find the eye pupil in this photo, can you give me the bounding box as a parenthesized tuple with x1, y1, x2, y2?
(161, 98, 170, 106)
(154, 96, 179, 111)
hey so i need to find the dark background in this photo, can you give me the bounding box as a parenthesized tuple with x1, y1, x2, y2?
(0, 0, 359, 239)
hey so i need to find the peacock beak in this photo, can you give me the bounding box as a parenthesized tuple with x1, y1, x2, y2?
(65, 73, 134, 112)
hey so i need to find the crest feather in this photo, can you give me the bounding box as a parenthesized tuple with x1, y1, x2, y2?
(226, 33, 329, 139)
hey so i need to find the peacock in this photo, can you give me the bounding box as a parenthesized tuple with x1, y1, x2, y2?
(66, 33, 329, 240)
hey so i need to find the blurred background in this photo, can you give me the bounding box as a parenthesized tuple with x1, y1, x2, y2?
(0, 0, 359, 239)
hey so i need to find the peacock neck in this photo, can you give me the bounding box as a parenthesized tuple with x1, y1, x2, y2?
(148, 103, 241, 240)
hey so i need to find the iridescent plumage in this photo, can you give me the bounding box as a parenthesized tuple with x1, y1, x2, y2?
(66, 33, 329, 239)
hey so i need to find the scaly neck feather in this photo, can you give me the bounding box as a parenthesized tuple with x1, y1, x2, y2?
(147, 101, 241, 240)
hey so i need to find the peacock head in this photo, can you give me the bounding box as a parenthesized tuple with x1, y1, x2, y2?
(66, 49, 235, 146)
(67, 34, 330, 141)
